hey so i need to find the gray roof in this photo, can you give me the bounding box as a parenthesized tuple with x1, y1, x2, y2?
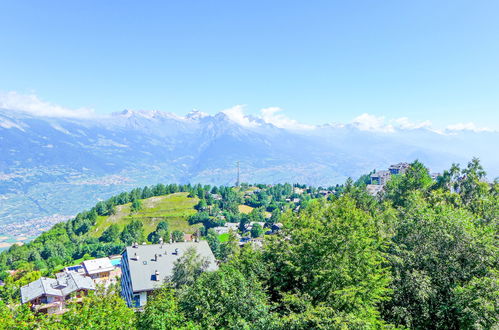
(124, 241, 218, 293)
(20, 272, 95, 304)
(82, 257, 114, 275)
(371, 170, 391, 178)
(389, 162, 409, 169)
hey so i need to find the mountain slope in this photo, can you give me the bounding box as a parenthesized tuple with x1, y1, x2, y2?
(0, 108, 498, 231)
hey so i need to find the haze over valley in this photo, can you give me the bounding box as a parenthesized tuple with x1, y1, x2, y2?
(1, 104, 497, 238)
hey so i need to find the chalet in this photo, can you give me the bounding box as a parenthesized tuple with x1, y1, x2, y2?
(388, 162, 410, 175)
(224, 222, 239, 231)
(247, 221, 266, 231)
(318, 190, 330, 197)
(370, 170, 391, 186)
(293, 187, 304, 194)
(213, 226, 229, 235)
(121, 241, 218, 307)
(211, 194, 222, 201)
(20, 272, 95, 314)
(82, 257, 115, 283)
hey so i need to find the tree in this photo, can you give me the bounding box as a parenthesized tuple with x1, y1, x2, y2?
(218, 230, 240, 262)
(385, 160, 433, 207)
(249, 207, 266, 223)
(120, 220, 144, 245)
(452, 271, 499, 329)
(148, 221, 170, 244)
(171, 230, 184, 243)
(0, 300, 52, 329)
(239, 214, 249, 232)
(264, 197, 391, 326)
(179, 264, 274, 329)
(381, 195, 498, 329)
(100, 224, 120, 243)
(205, 229, 221, 259)
(170, 247, 210, 289)
(130, 198, 142, 213)
(251, 223, 264, 238)
(137, 285, 192, 329)
(266, 208, 280, 227)
(95, 201, 108, 216)
(195, 199, 207, 211)
(59, 288, 135, 329)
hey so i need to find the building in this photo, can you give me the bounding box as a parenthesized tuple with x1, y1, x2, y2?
(121, 241, 218, 307)
(388, 162, 410, 175)
(247, 221, 266, 231)
(212, 226, 229, 235)
(293, 187, 304, 194)
(63, 264, 85, 274)
(366, 184, 384, 196)
(20, 272, 95, 314)
(431, 172, 442, 181)
(370, 170, 391, 186)
(82, 257, 115, 283)
(221, 222, 239, 232)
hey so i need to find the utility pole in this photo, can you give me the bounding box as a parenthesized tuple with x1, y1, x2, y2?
(236, 161, 240, 187)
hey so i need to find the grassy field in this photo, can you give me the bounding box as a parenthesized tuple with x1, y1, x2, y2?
(238, 204, 271, 218)
(238, 204, 254, 214)
(91, 192, 202, 238)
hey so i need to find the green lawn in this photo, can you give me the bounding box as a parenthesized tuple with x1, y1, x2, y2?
(218, 233, 230, 242)
(91, 192, 202, 238)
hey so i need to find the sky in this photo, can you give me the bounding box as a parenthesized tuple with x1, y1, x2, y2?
(0, 1, 498, 129)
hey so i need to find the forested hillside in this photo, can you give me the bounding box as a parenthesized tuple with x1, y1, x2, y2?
(1, 159, 498, 329)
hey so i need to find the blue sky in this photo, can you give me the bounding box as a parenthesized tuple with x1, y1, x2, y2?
(0, 1, 498, 128)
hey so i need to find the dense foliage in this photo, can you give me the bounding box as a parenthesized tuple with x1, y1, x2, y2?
(1, 159, 498, 329)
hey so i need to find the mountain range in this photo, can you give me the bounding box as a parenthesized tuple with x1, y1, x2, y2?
(1, 107, 498, 230)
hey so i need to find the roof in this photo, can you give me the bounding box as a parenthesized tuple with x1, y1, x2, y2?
(123, 241, 218, 293)
(212, 226, 229, 234)
(389, 162, 410, 169)
(224, 223, 239, 230)
(371, 170, 391, 178)
(82, 257, 115, 275)
(20, 272, 95, 304)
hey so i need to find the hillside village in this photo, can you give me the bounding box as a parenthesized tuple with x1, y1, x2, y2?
(8, 162, 446, 315)
(0, 159, 497, 329)
(4, 163, 446, 315)
(3, 182, 327, 313)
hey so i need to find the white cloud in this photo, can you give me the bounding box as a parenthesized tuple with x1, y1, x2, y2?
(351, 113, 395, 133)
(348, 114, 495, 134)
(1, 91, 494, 135)
(0, 91, 95, 118)
(260, 107, 314, 130)
(393, 117, 432, 130)
(445, 122, 493, 133)
(221, 105, 259, 127)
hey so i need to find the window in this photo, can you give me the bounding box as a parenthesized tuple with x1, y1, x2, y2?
(133, 294, 140, 307)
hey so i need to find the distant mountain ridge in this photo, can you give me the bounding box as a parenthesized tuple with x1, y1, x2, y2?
(0, 108, 498, 227)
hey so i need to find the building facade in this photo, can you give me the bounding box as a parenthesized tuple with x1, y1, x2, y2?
(121, 241, 218, 307)
(20, 272, 95, 314)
